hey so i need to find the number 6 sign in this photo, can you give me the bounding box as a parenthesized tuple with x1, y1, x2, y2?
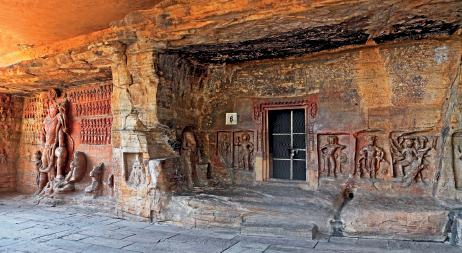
(226, 113, 237, 125)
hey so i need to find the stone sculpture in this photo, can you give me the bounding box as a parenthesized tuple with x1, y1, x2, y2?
(356, 136, 385, 178)
(181, 126, 199, 187)
(233, 136, 240, 169)
(35, 151, 42, 189)
(219, 133, 231, 157)
(128, 154, 145, 187)
(41, 151, 87, 197)
(38, 99, 71, 189)
(390, 135, 435, 186)
(239, 132, 254, 170)
(320, 135, 347, 177)
(85, 162, 103, 193)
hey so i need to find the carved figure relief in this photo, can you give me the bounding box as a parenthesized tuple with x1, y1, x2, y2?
(356, 135, 386, 179)
(80, 118, 112, 145)
(41, 151, 87, 197)
(181, 126, 199, 187)
(85, 162, 103, 193)
(128, 154, 145, 187)
(217, 131, 232, 167)
(233, 131, 255, 170)
(390, 134, 436, 186)
(71, 84, 112, 117)
(38, 99, 71, 192)
(319, 135, 349, 177)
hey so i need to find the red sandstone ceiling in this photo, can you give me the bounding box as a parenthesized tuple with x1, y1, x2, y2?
(0, 0, 161, 57)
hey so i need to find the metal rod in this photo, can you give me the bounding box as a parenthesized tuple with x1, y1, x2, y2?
(290, 110, 293, 180)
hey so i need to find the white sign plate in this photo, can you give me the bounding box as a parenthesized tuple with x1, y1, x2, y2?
(226, 113, 237, 125)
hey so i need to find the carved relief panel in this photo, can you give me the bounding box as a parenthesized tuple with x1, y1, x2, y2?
(64, 84, 113, 117)
(354, 133, 391, 179)
(233, 131, 255, 171)
(217, 131, 232, 168)
(389, 132, 437, 186)
(124, 152, 146, 188)
(215, 130, 255, 171)
(80, 118, 113, 145)
(318, 134, 350, 178)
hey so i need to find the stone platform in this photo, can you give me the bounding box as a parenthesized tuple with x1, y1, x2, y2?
(1, 192, 461, 253)
(160, 183, 452, 242)
(341, 195, 450, 241)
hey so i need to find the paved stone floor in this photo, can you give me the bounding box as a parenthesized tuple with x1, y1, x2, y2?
(0, 194, 461, 253)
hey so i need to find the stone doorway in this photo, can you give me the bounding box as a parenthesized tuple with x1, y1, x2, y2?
(269, 109, 306, 181)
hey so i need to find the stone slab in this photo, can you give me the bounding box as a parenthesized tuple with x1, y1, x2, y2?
(241, 218, 318, 240)
(341, 195, 450, 241)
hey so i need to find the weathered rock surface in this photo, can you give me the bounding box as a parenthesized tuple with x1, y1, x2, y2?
(341, 195, 450, 241)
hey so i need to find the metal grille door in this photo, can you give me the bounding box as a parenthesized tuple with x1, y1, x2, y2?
(269, 109, 306, 180)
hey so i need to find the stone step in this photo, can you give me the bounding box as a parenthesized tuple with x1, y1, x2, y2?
(241, 219, 318, 240)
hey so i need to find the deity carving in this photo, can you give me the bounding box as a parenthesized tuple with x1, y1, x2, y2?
(390, 135, 436, 186)
(219, 133, 231, 157)
(85, 162, 103, 193)
(239, 132, 254, 170)
(181, 126, 199, 187)
(232, 131, 255, 170)
(128, 154, 145, 187)
(356, 136, 385, 178)
(41, 151, 87, 197)
(319, 135, 347, 177)
(38, 99, 71, 192)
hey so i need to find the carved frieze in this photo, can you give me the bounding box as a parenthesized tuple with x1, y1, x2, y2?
(80, 118, 113, 145)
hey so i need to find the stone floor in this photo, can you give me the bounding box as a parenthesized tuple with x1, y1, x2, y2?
(0, 193, 461, 253)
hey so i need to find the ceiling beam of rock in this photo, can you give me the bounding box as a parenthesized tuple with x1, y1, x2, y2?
(0, 40, 124, 95)
(110, 0, 462, 63)
(0, 0, 461, 95)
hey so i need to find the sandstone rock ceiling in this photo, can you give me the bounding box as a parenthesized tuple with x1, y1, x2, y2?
(0, 0, 161, 57)
(0, 0, 462, 94)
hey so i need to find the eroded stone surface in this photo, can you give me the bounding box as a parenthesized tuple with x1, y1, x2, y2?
(341, 195, 449, 241)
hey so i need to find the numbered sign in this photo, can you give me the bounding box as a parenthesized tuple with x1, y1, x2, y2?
(226, 113, 237, 125)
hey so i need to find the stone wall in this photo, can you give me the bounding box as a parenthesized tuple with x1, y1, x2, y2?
(0, 95, 23, 192)
(153, 38, 462, 198)
(16, 82, 114, 195)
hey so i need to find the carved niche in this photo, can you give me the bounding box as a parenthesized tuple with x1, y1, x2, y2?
(233, 131, 255, 171)
(318, 134, 350, 178)
(354, 133, 390, 179)
(389, 133, 437, 187)
(124, 153, 146, 188)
